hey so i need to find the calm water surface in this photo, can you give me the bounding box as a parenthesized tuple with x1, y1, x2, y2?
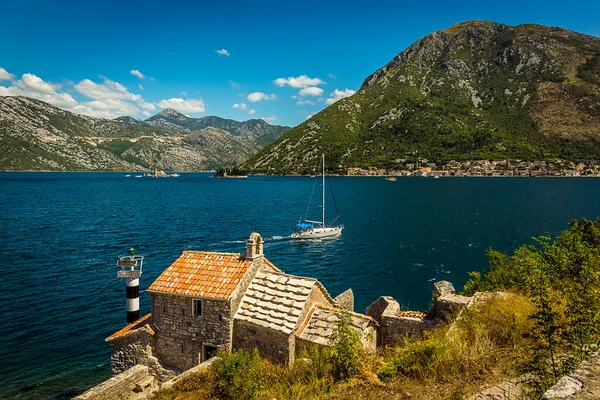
(1, 173, 599, 398)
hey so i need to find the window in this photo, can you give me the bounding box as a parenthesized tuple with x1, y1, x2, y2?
(193, 299, 203, 317)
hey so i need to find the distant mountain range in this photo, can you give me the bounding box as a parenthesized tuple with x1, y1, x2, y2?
(0, 96, 290, 171)
(243, 21, 600, 173)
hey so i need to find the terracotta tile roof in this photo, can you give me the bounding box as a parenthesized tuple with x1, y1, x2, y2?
(296, 303, 375, 346)
(147, 251, 253, 299)
(397, 310, 433, 319)
(105, 313, 154, 342)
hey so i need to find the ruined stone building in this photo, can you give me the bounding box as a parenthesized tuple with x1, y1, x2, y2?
(106, 232, 377, 375)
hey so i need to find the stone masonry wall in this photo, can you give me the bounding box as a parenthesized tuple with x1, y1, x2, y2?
(366, 296, 437, 347)
(74, 365, 154, 400)
(110, 329, 154, 375)
(334, 288, 354, 312)
(151, 293, 232, 371)
(232, 319, 292, 364)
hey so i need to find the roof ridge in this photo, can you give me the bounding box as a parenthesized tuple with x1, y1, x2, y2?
(183, 250, 243, 257)
(314, 302, 375, 321)
(260, 270, 318, 282)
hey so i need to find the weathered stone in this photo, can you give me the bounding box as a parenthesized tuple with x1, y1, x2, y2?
(334, 288, 354, 311)
(543, 351, 600, 399)
(433, 280, 456, 299)
(74, 365, 153, 400)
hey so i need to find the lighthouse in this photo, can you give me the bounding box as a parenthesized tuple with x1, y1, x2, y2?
(116, 248, 144, 323)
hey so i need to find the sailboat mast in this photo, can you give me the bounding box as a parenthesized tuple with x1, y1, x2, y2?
(322, 154, 325, 227)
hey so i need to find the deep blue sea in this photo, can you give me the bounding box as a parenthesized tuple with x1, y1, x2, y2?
(1, 172, 599, 399)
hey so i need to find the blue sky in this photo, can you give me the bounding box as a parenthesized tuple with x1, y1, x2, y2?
(1, 0, 598, 127)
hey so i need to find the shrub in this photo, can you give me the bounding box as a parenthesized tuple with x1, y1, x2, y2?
(329, 311, 364, 381)
(210, 349, 266, 400)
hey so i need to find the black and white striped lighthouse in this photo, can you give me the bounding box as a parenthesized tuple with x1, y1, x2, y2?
(117, 248, 144, 323)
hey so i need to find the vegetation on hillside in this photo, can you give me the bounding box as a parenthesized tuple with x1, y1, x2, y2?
(244, 22, 600, 173)
(151, 218, 600, 399)
(0, 96, 287, 171)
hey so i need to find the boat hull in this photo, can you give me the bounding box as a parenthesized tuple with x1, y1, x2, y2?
(291, 226, 343, 239)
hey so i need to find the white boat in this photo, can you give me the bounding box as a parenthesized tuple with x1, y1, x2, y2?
(291, 154, 343, 239)
(134, 175, 143, 178)
(169, 173, 180, 177)
(386, 176, 397, 181)
(125, 174, 131, 177)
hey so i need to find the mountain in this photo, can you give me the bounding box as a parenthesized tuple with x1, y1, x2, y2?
(243, 21, 600, 173)
(0, 96, 286, 171)
(146, 110, 290, 146)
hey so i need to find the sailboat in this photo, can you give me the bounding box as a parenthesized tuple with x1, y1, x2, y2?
(291, 154, 343, 239)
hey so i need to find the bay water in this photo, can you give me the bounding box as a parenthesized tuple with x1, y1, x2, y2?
(1, 172, 599, 398)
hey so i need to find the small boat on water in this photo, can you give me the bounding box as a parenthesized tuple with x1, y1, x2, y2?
(386, 176, 397, 181)
(169, 173, 180, 178)
(125, 174, 131, 177)
(291, 154, 343, 240)
(134, 175, 143, 178)
(433, 175, 440, 179)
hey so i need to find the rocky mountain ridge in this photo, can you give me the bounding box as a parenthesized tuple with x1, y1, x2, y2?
(0, 96, 288, 171)
(243, 21, 600, 173)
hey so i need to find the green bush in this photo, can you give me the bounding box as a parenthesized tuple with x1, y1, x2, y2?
(211, 349, 266, 400)
(329, 311, 364, 381)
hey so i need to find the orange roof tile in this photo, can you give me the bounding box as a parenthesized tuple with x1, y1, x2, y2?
(106, 313, 154, 342)
(147, 251, 253, 299)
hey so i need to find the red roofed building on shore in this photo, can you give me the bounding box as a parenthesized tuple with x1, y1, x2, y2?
(106, 232, 376, 376)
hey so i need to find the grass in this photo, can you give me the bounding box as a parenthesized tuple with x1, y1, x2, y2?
(151, 294, 533, 400)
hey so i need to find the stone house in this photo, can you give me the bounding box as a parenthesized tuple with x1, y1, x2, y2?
(106, 232, 376, 376)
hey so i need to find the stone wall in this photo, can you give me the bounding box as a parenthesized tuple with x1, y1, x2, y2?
(232, 319, 292, 364)
(334, 288, 354, 311)
(432, 281, 472, 321)
(110, 328, 154, 375)
(366, 296, 437, 347)
(151, 293, 232, 371)
(74, 365, 154, 400)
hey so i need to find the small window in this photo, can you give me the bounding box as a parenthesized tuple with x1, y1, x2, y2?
(193, 299, 203, 317)
(181, 344, 184, 353)
(163, 305, 166, 313)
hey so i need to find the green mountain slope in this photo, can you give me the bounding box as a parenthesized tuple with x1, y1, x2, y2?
(244, 21, 600, 173)
(0, 96, 285, 171)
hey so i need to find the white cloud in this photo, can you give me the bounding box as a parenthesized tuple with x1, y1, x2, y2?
(158, 98, 205, 113)
(262, 115, 276, 121)
(328, 73, 337, 80)
(73, 99, 141, 119)
(75, 78, 141, 101)
(137, 99, 156, 111)
(296, 99, 315, 106)
(306, 114, 315, 120)
(181, 91, 187, 96)
(325, 88, 356, 105)
(299, 87, 323, 97)
(233, 102, 256, 114)
(274, 75, 325, 88)
(0, 67, 14, 81)
(215, 49, 230, 56)
(142, 110, 151, 117)
(19, 73, 59, 94)
(247, 92, 276, 102)
(138, 84, 144, 90)
(229, 80, 239, 88)
(130, 69, 145, 79)
(0, 73, 77, 108)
